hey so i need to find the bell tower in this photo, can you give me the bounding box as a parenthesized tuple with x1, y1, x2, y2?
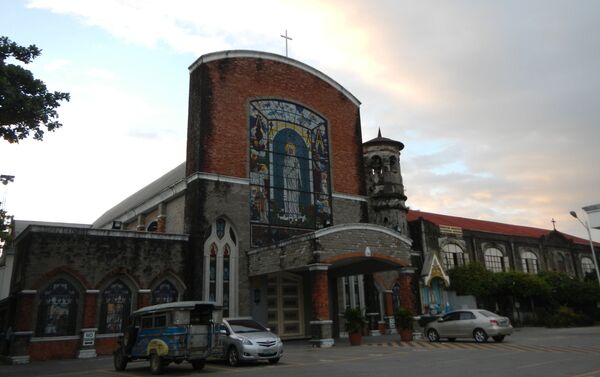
(363, 129, 409, 235)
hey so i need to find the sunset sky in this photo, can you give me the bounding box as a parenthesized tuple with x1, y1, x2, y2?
(1, 0, 599, 241)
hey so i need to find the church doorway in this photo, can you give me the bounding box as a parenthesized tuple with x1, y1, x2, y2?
(266, 272, 305, 338)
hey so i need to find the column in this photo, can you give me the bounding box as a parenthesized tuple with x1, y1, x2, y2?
(136, 214, 145, 231)
(383, 290, 395, 334)
(157, 203, 167, 233)
(308, 264, 333, 348)
(78, 290, 99, 359)
(138, 289, 152, 309)
(9, 290, 36, 364)
(397, 267, 417, 315)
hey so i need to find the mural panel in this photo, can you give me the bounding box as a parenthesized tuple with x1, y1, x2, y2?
(249, 99, 331, 247)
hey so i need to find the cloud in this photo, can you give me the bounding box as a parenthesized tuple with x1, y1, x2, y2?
(18, 0, 600, 241)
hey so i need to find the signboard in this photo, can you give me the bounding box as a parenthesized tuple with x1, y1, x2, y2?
(439, 225, 463, 237)
(82, 331, 95, 346)
(583, 204, 600, 230)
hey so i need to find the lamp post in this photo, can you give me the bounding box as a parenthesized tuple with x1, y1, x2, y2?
(570, 211, 600, 288)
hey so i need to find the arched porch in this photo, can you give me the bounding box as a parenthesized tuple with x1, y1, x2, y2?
(247, 223, 414, 347)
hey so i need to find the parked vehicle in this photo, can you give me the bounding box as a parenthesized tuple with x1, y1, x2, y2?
(113, 301, 221, 375)
(211, 318, 283, 366)
(425, 309, 513, 343)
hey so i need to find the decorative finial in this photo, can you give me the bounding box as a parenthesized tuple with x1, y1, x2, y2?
(551, 218, 556, 231)
(377, 128, 382, 138)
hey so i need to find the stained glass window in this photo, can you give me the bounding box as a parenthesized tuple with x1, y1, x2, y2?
(249, 99, 332, 247)
(204, 219, 238, 316)
(152, 281, 178, 305)
(36, 279, 78, 336)
(209, 243, 217, 302)
(100, 280, 131, 333)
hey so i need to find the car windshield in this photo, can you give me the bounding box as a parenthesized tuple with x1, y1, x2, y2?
(477, 310, 499, 318)
(227, 320, 267, 333)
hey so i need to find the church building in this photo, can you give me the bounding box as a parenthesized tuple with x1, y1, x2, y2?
(0, 50, 598, 364)
(0, 51, 416, 363)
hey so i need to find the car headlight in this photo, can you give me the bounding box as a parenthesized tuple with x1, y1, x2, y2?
(239, 336, 253, 345)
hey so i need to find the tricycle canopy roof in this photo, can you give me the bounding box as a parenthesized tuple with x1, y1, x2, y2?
(131, 301, 220, 317)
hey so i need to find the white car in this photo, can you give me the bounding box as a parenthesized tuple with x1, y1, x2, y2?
(211, 318, 283, 366)
(425, 309, 513, 343)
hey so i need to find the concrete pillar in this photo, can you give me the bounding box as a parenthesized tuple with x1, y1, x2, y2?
(157, 203, 167, 233)
(308, 264, 333, 347)
(136, 214, 145, 231)
(78, 290, 99, 359)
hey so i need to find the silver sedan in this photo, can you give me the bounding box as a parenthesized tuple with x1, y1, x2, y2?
(425, 309, 513, 343)
(211, 318, 283, 366)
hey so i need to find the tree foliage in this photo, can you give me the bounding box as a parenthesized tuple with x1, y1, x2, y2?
(448, 263, 496, 298)
(0, 36, 70, 143)
(449, 263, 600, 325)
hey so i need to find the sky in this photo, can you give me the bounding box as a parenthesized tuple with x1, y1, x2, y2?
(1, 0, 599, 242)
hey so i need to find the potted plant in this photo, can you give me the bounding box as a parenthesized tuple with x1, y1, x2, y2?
(395, 307, 414, 341)
(343, 307, 367, 346)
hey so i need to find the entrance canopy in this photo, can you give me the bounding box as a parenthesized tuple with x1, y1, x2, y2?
(248, 223, 413, 277)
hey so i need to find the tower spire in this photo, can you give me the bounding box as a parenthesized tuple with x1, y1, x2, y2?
(377, 128, 382, 138)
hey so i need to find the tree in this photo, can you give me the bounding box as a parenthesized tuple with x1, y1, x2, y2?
(0, 36, 70, 143)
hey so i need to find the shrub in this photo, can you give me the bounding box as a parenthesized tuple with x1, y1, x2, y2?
(343, 307, 367, 333)
(394, 307, 414, 330)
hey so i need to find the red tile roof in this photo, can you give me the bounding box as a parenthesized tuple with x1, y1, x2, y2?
(407, 210, 600, 247)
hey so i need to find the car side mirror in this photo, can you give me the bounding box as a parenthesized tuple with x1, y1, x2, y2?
(218, 328, 228, 335)
(266, 327, 271, 332)
(437, 318, 444, 323)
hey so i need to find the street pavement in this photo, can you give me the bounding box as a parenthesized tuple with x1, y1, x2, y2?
(2, 326, 600, 377)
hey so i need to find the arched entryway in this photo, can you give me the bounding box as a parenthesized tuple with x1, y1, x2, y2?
(247, 223, 414, 347)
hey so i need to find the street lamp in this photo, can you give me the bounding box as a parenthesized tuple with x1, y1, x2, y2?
(570, 210, 600, 288)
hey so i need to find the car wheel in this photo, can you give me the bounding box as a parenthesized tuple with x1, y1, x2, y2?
(427, 329, 440, 342)
(492, 335, 505, 343)
(268, 358, 280, 365)
(473, 328, 488, 343)
(447, 338, 456, 342)
(113, 347, 128, 371)
(191, 360, 205, 370)
(227, 347, 240, 367)
(150, 353, 165, 375)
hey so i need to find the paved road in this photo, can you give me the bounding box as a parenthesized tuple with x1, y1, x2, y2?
(2, 327, 600, 377)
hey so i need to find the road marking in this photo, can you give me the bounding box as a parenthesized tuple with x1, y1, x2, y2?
(572, 368, 600, 377)
(516, 357, 574, 369)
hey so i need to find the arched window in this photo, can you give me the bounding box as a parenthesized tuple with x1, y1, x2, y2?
(442, 243, 466, 270)
(521, 251, 539, 274)
(146, 221, 158, 232)
(36, 279, 79, 336)
(484, 247, 506, 272)
(556, 254, 567, 273)
(152, 280, 178, 305)
(389, 156, 397, 172)
(582, 257, 595, 277)
(204, 218, 238, 317)
(100, 280, 132, 333)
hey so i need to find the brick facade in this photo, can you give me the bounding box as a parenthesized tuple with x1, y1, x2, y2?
(310, 270, 330, 320)
(186, 53, 365, 196)
(29, 339, 79, 361)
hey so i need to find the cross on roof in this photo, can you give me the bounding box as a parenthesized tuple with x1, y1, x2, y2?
(552, 218, 556, 231)
(280, 29, 292, 57)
